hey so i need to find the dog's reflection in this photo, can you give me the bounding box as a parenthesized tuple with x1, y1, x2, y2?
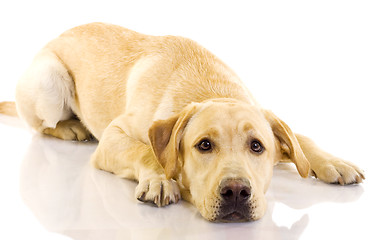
(19, 134, 363, 240)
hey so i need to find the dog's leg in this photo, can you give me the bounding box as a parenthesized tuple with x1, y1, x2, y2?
(295, 134, 365, 185)
(15, 49, 92, 141)
(91, 115, 181, 207)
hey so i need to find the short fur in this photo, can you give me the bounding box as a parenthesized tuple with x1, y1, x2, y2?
(0, 23, 364, 222)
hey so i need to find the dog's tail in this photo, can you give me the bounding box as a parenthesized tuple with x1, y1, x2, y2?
(0, 101, 18, 117)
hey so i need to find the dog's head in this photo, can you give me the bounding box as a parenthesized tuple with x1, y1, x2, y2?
(149, 99, 309, 222)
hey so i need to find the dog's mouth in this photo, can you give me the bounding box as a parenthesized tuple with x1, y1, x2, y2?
(215, 201, 254, 222)
(221, 211, 246, 222)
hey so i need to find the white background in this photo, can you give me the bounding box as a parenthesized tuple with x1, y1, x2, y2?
(0, 1, 368, 239)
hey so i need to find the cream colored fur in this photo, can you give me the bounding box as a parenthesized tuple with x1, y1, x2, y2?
(0, 23, 364, 222)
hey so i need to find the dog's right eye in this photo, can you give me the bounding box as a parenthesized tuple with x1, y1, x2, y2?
(197, 139, 213, 152)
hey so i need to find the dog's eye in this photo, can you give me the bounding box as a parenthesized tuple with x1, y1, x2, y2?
(197, 139, 212, 152)
(250, 140, 264, 154)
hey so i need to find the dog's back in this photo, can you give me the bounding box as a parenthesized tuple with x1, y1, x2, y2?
(7, 23, 255, 141)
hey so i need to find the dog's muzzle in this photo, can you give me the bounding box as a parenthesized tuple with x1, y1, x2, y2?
(216, 178, 253, 222)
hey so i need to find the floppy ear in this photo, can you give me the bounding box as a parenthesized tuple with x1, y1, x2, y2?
(149, 103, 199, 179)
(264, 110, 310, 178)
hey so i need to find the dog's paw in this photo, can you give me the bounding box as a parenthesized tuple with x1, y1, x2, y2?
(311, 158, 365, 185)
(43, 119, 93, 141)
(135, 177, 181, 207)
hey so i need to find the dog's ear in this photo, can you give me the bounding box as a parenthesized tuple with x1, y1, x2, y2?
(149, 103, 199, 179)
(263, 110, 310, 178)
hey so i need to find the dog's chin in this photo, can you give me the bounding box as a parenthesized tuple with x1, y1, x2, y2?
(220, 211, 249, 222)
(212, 201, 257, 223)
(213, 208, 254, 223)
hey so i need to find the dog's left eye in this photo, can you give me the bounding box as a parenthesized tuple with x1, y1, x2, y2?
(250, 140, 264, 154)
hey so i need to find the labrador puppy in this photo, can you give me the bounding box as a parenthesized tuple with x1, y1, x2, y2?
(0, 23, 364, 222)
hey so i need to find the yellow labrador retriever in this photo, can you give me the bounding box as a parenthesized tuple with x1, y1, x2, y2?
(0, 23, 364, 222)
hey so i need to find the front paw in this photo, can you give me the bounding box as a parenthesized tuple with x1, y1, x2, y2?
(311, 158, 365, 185)
(135, 176, 181, 207)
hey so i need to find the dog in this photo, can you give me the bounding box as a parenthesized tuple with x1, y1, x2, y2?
(0, 23, 364, 222)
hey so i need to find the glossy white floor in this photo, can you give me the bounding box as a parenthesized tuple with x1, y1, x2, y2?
(0, 114, 368, 240)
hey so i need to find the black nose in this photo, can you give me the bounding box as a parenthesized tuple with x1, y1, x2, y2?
(220, 179, 251, 203)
